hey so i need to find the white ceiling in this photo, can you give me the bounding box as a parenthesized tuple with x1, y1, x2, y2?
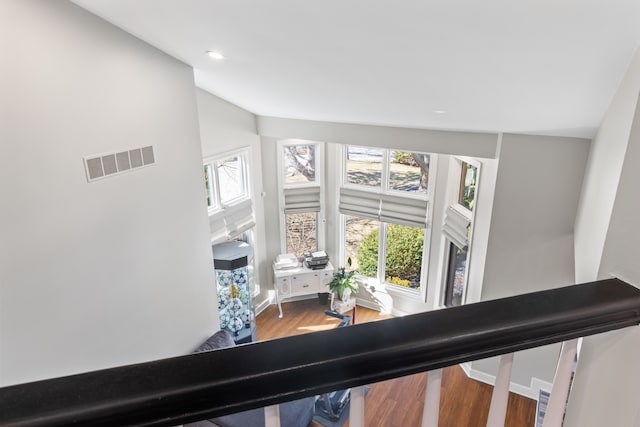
(72, 0, 640, 138)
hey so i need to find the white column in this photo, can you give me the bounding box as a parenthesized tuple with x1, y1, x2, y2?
(264, 404, 281, 427)
(422, 368, 442, 427)
(486, 353, 514, 427)
(350, 385, 366, 427)
(542, 339, 578, 427)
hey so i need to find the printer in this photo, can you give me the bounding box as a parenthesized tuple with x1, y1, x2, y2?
(304, 250, 329, 270)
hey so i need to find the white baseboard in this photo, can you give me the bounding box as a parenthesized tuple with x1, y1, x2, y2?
(460, 362, 552, 401)
(354, 297, 385, 312)
(254, 296, 272, 317)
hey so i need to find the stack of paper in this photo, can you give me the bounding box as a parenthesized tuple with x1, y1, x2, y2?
(274, 253, 298, 270)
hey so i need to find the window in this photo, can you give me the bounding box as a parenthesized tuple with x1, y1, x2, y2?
(285, 212, 318, 255)
(442, 158, 479, 307)
(345, 215, 379, 277)
(389, 150, 429, 194)
(284, 144, 316, 185)
(384, 224, 424, 288)
(340, 146, 432, 292)
(346, 146, 383, 187)
(278, 140, 324, 255)
(444, 243, 468, 306)
(217, 155, 246, 205)
(458, 162, 478, 211)
(203, 149, 254, 245)
(204, 150, 249, 211)
(204, 163, 217, 210)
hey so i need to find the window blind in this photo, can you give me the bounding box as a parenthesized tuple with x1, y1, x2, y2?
(380, 193, 428, 228)
(209, 211, 227, 245)
(284, 186, 321, 214)
(339, 187, 428, 228)
(224, 199, 255, 238)
(338, 187, 381, 221)
(442, 205, 471, 249)
(209, 199, 255, 244)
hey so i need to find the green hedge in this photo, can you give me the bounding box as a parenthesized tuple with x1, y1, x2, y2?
(357, 224, 423, 283)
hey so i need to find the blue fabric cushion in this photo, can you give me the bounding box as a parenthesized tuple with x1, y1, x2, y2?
(195, 330, 236, 352)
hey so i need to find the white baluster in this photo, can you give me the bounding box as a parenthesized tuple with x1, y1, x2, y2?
(422, 368, 442, 427)
(264, 404, 280, 427)
(542, 339, 578, 427)
(486, 353, 514, 427)
(350, 385, 366, 427)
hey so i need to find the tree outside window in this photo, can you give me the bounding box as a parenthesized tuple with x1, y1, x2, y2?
(285, 212, 317, 255)
(284, 145, 316, 184)
(389, 151, 430, 194)
(459, 162, 477, 210)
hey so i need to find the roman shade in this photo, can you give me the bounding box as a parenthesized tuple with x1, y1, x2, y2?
(442, 205, 471, 249)
(339, 187, 428, 228)
(209, 199, 256, 245)
(284, 186, 321, 214)
(379, 193, 428, 228)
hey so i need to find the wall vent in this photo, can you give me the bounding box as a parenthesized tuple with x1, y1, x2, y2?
(84, 146, 155, 182)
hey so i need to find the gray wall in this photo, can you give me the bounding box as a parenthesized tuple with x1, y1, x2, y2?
(0, 0, 216, 386)
(259, 137, 282, 304)
(472, 133, 590, 389)
(574, 49, 640, 284)
(257, 116, 499, 158)
(565, 63, 640, 426)
(195, 89, 270, 311)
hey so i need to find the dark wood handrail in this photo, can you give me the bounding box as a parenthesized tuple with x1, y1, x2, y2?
(2, 278, 639, 426)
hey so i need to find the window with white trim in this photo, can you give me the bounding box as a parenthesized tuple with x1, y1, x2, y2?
(203, 148, 255, 245)
(442, 158, 479, 307)
(278, 140, 324, 255)
(340, 145, 432, 292)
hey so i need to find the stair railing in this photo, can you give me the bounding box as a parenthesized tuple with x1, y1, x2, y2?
(1, 278, 639, 427)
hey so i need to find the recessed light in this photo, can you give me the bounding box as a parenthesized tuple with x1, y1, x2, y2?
(206, 51, 225, 60)
(432, 110, 447, 114)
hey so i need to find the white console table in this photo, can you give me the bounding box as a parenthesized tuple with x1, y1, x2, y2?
(273, 262, 334, 318)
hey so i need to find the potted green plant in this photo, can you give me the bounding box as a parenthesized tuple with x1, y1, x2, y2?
(328, 258, 358, 302)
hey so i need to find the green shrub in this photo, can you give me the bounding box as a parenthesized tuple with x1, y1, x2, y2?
(356, 224, 423, 282)
(392, 151, 418, 166)
(386, 276, 411, 287)
(357, 229, 379, 277)
(385, 224, 423, 279)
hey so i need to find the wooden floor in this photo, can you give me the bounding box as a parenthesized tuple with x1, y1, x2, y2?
(256, 299, 537, 427)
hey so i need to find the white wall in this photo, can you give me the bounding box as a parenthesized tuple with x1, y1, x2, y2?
(564, 96, 640, 427)
(195, 89, 270, 311)
(0, 0, 216, 386)
(574, 48, 640, 284)
(472, 133, 590, 392)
